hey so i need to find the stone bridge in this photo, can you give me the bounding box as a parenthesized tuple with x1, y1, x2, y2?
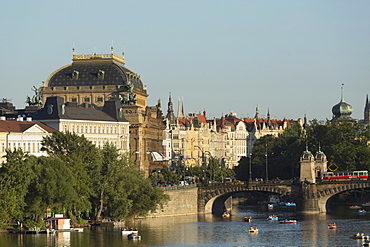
(197, 180, 370, 214)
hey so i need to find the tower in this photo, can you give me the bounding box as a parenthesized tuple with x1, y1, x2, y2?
(364, 94, 370, 124)
(300, 146, 327, 183)
(300, 146, 316, 183)
(166, 93, 176, 125)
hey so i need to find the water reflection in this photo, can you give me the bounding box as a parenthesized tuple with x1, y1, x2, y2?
(2, 204, 370, 246)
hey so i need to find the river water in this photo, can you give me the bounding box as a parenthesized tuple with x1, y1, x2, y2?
(1, 203, 370, 247)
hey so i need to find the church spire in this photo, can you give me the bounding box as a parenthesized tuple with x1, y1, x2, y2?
(267, 107, 271, 128)
(254, 105, 260, 119)
(365, 94, 370, 124)
(177, 96, 184, 119)
(167, 93, 176, 125)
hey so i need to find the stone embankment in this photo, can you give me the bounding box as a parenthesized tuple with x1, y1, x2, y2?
(146, 185, 198, 217)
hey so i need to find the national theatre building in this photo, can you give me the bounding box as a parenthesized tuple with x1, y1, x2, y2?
(40, 48, 165, 175)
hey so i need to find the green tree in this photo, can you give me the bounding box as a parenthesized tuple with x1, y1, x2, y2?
(92, 143, 169, 221)
(41, 131, 102, 214)
(149, 165, 180, 185)
(234, 120, 370, 181)
(24, 156, 78, 221)
(0, 149, 35, 226)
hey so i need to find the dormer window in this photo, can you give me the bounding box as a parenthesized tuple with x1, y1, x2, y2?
(97, 70, 105, 79)
(72, 70, 79, 80)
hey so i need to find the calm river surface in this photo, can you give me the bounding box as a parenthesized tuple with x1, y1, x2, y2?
(1, 203, 370, 247)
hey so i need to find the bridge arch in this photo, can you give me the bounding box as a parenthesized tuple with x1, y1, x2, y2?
(302, 181, 370, 213)
(198, 182, 294, 214)
(198, 181, 370, 214)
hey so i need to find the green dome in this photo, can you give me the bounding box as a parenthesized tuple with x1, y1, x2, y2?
(331, 99, 353, 121)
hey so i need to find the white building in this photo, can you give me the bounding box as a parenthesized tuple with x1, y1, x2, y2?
(0, 117, 55, 163)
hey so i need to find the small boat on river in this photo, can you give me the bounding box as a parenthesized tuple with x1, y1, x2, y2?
(327, 223, 337, 229)
(128, 232, 141, 240)
(349, 205, 362, 209)
(267, 215, 279, 221)
(222, 211, 230, 218)
(248, 227, 258, 233)
(350, 233, 369, 240)
(242, 216, 252, 222)
(359, 209, 366, 214)
(279, 219, 297, 224)
(121, 228, 138, 235)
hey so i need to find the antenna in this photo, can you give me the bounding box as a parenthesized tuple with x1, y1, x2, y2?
(341, 83, 344, 101)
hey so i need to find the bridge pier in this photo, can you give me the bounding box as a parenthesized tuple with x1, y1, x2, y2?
(300, 183, 327, 214)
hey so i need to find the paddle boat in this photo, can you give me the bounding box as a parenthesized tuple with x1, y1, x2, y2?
(128, 232, 141, 240)
(222, 211, 230, 218)
(248, 226, 258, 233)
(267, 203, 274, 209)
(363, 239, 370, 246)
(350, 233, 369, 240)
(327, 223, 337, 229)
(279, 219, 297, 224)
(359, 209, 366, 214)
(349, 205, 362, 209)
(121, 228, 138, 235)
(242, 216, 252, 222)
(267, 215, 279, 221)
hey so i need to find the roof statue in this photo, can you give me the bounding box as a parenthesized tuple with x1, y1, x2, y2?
(120, 81, 137, 105)
(26, 86, 43, 107)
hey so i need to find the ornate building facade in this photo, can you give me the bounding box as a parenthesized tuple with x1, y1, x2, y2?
(40, 50, 164, 175)
(163, 97, 299, 170)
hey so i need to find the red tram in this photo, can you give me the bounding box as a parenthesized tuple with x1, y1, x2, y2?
(320, 170, 368, 180)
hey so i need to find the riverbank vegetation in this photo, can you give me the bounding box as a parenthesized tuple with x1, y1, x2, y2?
(234, 120, 370, 181)
(0, 131, 169, 228)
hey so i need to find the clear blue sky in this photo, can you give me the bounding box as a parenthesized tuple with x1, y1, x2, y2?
(1, 1, 369, 121)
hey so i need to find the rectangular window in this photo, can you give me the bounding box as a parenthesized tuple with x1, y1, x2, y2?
(97, 97, 103, 102)
(71, 98, 77, 102)
(84, 98, 90, 102)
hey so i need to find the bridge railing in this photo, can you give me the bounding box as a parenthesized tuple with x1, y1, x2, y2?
(248, 180, 294, 186)
(198, 180, 295, 187)
(158, 183, 197, 191)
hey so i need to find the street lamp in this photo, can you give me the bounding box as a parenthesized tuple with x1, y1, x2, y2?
(265, 143, 268, 181)
(248, 134, 252, 181)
